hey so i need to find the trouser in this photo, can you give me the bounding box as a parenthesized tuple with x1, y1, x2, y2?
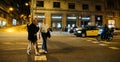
(27, 40, 39, 54)
(41, 33, 47, 51)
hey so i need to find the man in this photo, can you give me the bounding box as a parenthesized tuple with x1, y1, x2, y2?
(27, 18, 40, 55)
(39, 19, 49, 53)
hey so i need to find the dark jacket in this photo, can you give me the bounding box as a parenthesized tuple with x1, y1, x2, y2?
(27, 23, 39, 42)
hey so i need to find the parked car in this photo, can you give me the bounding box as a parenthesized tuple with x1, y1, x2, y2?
(75, 26, 99, 37)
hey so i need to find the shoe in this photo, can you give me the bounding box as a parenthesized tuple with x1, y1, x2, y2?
(36, 53, 41, 56)
(44, 51, 48, 54)
(27, 51, 31, 55)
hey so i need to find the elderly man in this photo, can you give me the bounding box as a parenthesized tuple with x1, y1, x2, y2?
(27, 18, 40, 55)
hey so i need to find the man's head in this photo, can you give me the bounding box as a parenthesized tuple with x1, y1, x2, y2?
(32, 18, 38, 25)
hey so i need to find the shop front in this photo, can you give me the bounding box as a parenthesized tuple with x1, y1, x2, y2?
(0, 17, 7, 27)
(34, 13, 45, 26)
(108, 19, 115, 28)
(67, 14, 77, 28)
(95, 15, 103, 27)
(51, 14, 62, 31)
(80, 16, 91, 28)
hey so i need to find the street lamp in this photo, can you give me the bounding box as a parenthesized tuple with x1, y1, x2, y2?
(9, 7, 14, 11)
(25, 3, 29, 6)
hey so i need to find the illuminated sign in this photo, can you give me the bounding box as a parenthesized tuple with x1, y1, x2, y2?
(67, 17, 77, 19)
(52, 16, 62, 19)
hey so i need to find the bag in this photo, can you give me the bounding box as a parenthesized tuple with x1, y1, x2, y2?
(47, 31, 51, 38)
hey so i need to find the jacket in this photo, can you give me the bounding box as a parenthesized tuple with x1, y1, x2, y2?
(27, 23, 39, 42)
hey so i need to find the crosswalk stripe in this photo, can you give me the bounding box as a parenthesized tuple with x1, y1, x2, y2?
(38, 45, 42, 48)
(99, 44, 108, 46)
(109, 47, 120, 50)
(35, 55, 47, 61)
(87, 40, 92, 41)
(34, 50, 47, 61)
(92, 41, 100, 44)
(38, 42, 42, 45)
(34, 42, 47, 61)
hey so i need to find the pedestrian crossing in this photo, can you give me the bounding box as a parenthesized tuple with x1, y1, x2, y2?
(34, 41, 47, 61)
(86, 38, 120, 50)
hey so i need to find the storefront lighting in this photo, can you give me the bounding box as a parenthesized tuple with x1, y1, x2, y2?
(12, 19, 17, 25)
(0, 20, 1, 26)
(81, 17, 90, 20)
(67, 17, 76, 19)
(79, 16, 82, 19)
(2, 21, 6, 26)
(38, 16, 45, 18)
(97, 17, 101, 20)
(52, 16, 62, 19)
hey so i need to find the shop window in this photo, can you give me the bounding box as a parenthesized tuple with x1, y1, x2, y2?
(82, 4, 89, 10)
(95, 5, 101, 11)
(108, 20, 115, 28)
(95, 16, 103, 26)
(68, 3, 75, 9)
(53, 2, 60, 8)
(36, 1, 44, 7)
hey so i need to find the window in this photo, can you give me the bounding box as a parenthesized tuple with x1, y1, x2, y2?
(36, 1, 44, 7)
(106, 0, 114, 9)
(53, 2, 60, 8)
(68, 3, 75, 9)
(82, 4, 89, 10)
(95, 5, 101, 11)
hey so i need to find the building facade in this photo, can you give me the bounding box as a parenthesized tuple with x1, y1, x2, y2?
(0, 0, 19, 27)
(0, 0, 30, 27)
(31, 0, 120, 30)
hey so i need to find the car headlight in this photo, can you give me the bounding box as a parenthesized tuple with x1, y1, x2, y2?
(77, 31, 81, 33)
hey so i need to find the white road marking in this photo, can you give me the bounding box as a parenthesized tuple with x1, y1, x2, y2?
(35, 55, 47, 61)
(34, 49, 47, 61)
(86, 38, 120, 51)
(38, 45, 42, 48)
(87, 40, 92, 41)
(92, 41, 100, 44)
(109, 47, 120, 50)
(38, 42, 42, 45)
(99, 44, 108, 46)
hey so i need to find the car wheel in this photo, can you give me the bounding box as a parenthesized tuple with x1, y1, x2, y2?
(108, 36, 113, 41)
(82, 33, 85, 37)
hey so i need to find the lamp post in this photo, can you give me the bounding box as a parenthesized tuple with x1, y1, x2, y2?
(25, 2, 30, 23)
(8, 7, 14, 26)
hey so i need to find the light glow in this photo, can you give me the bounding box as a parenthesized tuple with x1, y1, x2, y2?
(6, 28, 15, 32)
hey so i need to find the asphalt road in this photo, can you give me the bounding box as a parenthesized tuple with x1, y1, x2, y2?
(0, 26, 120, 62)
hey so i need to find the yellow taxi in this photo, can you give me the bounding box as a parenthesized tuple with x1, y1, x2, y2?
(75, 26, 99, 37)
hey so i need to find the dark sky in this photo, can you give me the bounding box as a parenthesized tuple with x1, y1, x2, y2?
(16, 0, 30, 16)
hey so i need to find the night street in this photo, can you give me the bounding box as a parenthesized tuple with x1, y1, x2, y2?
(0, 25, 120, 62)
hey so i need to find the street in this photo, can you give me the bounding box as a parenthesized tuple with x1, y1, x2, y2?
(0, 25, 120, 62)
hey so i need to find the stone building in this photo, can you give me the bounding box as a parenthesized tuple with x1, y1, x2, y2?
(30, 0, 120, 30)
(0, 0, 30, 27)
